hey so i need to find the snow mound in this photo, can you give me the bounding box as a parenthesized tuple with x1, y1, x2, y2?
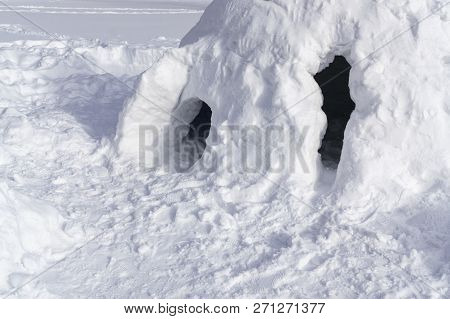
(117, 0, 450, 221)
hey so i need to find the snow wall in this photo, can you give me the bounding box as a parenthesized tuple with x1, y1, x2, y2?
(116, 0, 450, 221)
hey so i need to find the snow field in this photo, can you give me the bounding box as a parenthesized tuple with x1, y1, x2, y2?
(0, 0, 448, 298)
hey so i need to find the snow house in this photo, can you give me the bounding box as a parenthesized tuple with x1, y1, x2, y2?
(116, 0, 450, 217)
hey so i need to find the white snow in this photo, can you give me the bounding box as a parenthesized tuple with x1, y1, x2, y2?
(0, 0, 449, 298)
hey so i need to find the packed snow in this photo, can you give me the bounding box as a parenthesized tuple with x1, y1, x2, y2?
(0, 0, 449, 298)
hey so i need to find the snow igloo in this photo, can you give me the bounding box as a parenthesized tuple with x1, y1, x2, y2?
(116, 0, 450, 221)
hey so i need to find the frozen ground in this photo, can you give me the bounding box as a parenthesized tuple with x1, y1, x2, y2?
(0, 0, 449, 298)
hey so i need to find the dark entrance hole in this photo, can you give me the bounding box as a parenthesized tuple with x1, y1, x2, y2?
(314, 56, 355, 168)
(174, 99, 212, 171)
(185, 101, 212, 147)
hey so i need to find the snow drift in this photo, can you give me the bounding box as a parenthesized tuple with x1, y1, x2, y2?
(117, 0, 450, 221)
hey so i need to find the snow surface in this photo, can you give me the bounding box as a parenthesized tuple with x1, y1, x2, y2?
(0, 0, 449, 298)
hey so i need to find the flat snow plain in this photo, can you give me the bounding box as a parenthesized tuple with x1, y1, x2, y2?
(0, 0, 448, 298)
(0, 0, 208, 43)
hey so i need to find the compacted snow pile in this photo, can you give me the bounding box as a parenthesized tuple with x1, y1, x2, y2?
(0, 0, 449, 298)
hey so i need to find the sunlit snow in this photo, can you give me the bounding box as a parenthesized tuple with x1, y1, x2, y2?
(0, 0, 449, 298)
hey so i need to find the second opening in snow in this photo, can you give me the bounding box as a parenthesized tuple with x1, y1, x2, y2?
(172, 98, 212, 172)
(314, 56, 355, 169)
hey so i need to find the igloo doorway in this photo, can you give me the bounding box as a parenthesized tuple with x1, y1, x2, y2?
(172, 98, 212, 172)
(314, 56, 355, 169)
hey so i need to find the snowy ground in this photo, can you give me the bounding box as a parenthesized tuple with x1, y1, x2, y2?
(0, 0, 449, 298)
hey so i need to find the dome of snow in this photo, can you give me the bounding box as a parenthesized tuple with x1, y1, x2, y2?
(116, 0, 450, 222)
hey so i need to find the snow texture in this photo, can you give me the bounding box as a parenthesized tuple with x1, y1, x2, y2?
(0, 0, 449, 298)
